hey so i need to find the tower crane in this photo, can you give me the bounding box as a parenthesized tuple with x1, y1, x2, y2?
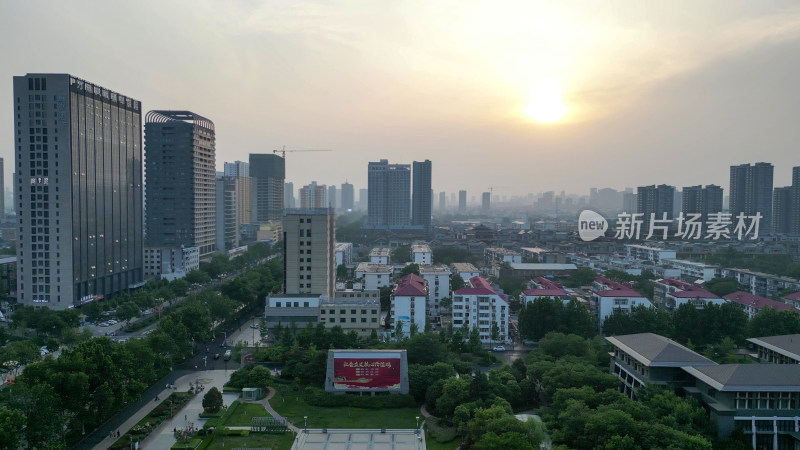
(272, 146, 332, 158)
(487, 186, 509, 195)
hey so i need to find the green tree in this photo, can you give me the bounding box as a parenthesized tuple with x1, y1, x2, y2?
(116, 301, 141, 322)
(432, 247, 479, 265)
(379, 286, 393, 311)
(394, 320, 404, 340)
(399, 263, 420, 277)
(185, 269, 212, 285)
(409, 322, 419, 337)
(392, 246, 411, 263)
(202, 386, 224, 413)
(0, 407, 25, 450)
(439, 297, 452, 309)
(747, 307, 800, 337)
(451, 274, 465, 291)
(561, 268, 598, 288)
(336, 264, 349, 280)
(405, 333, 447, 365)
(704, 277, 744, 297)
(82, 301, 103, 323)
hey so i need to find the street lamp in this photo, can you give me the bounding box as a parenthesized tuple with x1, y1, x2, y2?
(304, 416, 308, 431)
(415, 416, 419, 429)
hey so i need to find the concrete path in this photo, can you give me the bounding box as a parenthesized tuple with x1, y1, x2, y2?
(241, 386, 300, 433)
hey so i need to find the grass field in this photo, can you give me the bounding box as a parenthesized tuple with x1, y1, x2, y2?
(224, 402, 271, 427)
(270, 387, 421, 430)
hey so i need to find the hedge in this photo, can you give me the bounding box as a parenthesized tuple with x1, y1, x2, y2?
(302, 387, 417, 409)
(203, 400, 241, 429)
(170, 438, 203, 449)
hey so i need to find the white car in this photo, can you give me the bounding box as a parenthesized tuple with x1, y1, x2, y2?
(249, 324, 259, 329)
(492, 346, 506, 352)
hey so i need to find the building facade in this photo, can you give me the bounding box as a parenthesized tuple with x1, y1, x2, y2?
(419, 264, 451, 319)
(283, 208, 335, 297)
(411, 160, 432, 234)
(250, 153, 285, 223)
(391, 274, 428, 338)
(144, 246, 200, 280)
(730, 162, 774, 233)
(367, 159, 411, 228)
(145, 110, 216, 256)
(340, 182, 354, 211)
(411, 243, 432, 264)
(458, 190, 467, 213)
(14, 74, 144, 308)
(452, 276, 509, 343)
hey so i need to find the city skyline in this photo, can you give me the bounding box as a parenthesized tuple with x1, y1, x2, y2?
(2, 1, 800, 195)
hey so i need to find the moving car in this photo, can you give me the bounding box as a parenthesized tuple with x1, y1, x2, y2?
(492, 346, 506, 352)
(223, 350, 232, 361)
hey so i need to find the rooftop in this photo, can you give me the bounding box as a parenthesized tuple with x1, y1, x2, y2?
(418, 264, 450, 275)
(411, 244, 431, 253)
(485, 247, 521, 255)
(454, 276, 502, 296)
(508, 263, 578, 271)
(683, 364, 800, 392)
(355, 262, 393, 274)
(746, 334, 800, 361)
(394, 274, 427, 296)
(606, 333, 716, 367)
(369, 248, 391, 257)
(783, 292, 800, 302)
(451, 263, 479, 272)
(724, 291, 797, 312)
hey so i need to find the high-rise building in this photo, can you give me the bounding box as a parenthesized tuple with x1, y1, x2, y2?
(367, 159, 410, 228)
(224, 160, 249, 177)
(299, 182, 328, 208)
(215, 175, 241, 250)
(637, 184, 675, 227)
(412, 160, 432, 234)
(327, 185, 338, 209)
(458, 190, 467, 213)
(284, 182, 295, 209)
(682, 185, 723, 222)
(283, 208, 335, 297)
(250, 153, 285, 223)
(439, 192, 446, 211)
(481, 192, 491, 212)
(145, 110, 216, 256)
(774, 186, 793, 234)
(792, 167, 800, 235)
(223, 161, 252, 225)
(14, 74, 143, 308)
(623, 192, 637, 213)
(358, 188, 368, 211)
(730, 163, 774, 233)
(340, 182, 354, 211)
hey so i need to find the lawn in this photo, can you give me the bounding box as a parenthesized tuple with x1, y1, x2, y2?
(270, 387, 421, 429)
(425, 437, 460, 450)
(202, 433, 296, 450)
(224, 402, 271, 427)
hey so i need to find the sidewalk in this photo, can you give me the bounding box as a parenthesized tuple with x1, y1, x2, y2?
(91, 372, 203, 450)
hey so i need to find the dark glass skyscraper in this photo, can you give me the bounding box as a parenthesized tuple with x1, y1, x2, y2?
(730, 163, 773, 233)
(145, 111, 216, 256)
(773, 186, 793, 234)
(682, 184, 722, 222)
(340, 182, 354, 211)
(250, 153, 285, 222)
(637, 184, 675, 228)
(13, 74, 143, 308)
(412, 160, 432, 234)
(367, 159, 410, 228)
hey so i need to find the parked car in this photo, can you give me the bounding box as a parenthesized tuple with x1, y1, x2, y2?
(223, 350, 232, 361)
(213, 353, 220, 360)
(492, 346, 506, 352)
(249, 323, 259, 329)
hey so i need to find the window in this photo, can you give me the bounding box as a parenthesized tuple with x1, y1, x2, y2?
(275, 302, 281, 307)
(303, 302, 309, 307)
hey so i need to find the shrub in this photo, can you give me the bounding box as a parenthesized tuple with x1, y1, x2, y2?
(302, 387, 417, 408)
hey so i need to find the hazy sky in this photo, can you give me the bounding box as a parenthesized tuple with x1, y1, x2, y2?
(2, 0, 800, 197)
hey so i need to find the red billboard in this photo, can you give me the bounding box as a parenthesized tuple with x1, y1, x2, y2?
(333, 358, 401, 390)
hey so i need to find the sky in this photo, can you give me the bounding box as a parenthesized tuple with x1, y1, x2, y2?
(2, 0, 800, 197)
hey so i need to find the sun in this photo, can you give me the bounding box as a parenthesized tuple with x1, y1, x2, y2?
(524, 79, 569, 123)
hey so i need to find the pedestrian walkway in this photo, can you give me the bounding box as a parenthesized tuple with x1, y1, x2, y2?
(242, 386, 300, 433)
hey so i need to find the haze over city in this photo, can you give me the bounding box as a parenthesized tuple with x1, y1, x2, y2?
(2, 0, 800, 194)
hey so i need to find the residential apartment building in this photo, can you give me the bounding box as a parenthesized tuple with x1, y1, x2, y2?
(419, 264, 450, 319)
(484, 247, 522, 265)
(606, 333, 716, 399)
(452, 276, 509, 343)
(521, 277, 571, 304)
(458, 190, 467, 213)
(283, 208, 335, 297)
(366, 159, 411, 229)
(730, 162, 774, 233)
(250, 153, 285, 223)
(215, 175, 241, 251)
(411, 243, 432, 264)
(334, 242, 353, 267)
(653, 278, 723, 311)
(354, 262, 392, 290)
(264, 294, 321, 327)
(411, 160, 432, 235)
(719, 267, 800, 298)
(774, 186, 793, 235)
(591, 277, 652, 325)
(481, 192, 491, 212)
(451, 263, 480, 280)
(340, 182, 354, 211)
(625, 244, 677, 264)
(662, 259, 719, 282)
(14, 74, 144, 308)
(369, 247, 391, 264)
(682, 184, 723, 222)
(637, 184, 675, 229)
(298, 182, 328, 209)
(723, 291, 798, 319)
(391, 274, 428, 338)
